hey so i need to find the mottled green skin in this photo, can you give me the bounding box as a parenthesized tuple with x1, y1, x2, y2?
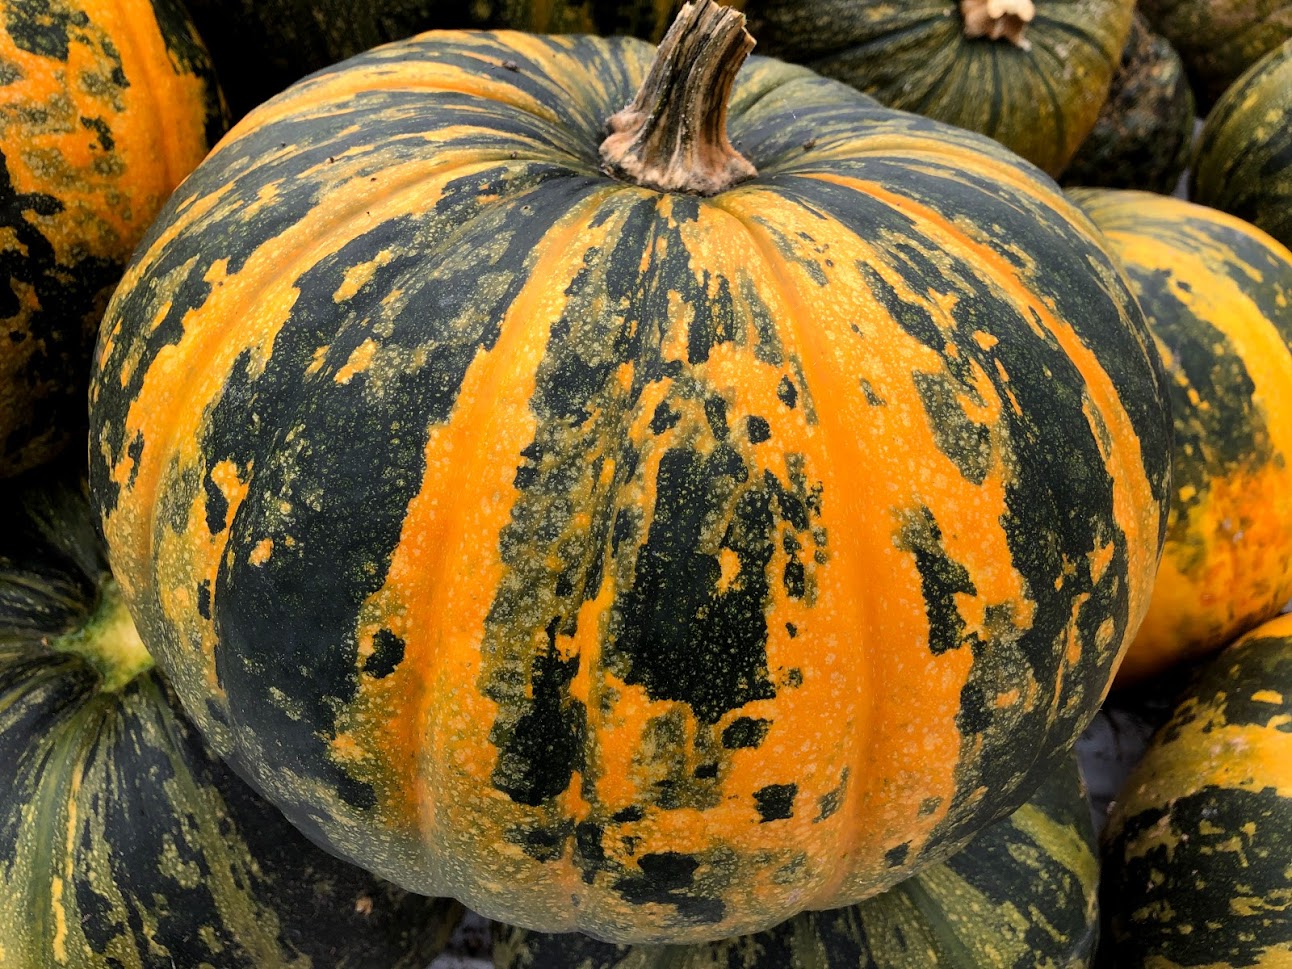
(0, 468, 458, 968)
(1062, 16, 1195, 195)
(743, 0, 1135, 176)
(1138, 0, 1292, 110)
(1101, 623, 1292, 967)
(495, 754, 1099, 968)
(1192, 39, 1292, 254)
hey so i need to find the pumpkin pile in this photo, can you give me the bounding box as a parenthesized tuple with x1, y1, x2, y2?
(1, 0, 1289, 966)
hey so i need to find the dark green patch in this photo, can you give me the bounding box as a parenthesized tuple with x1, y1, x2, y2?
(721, 717, 771, 750)
(754, 783, 797, 822)
(364, 629, 405, 679)
(612, 852, 725, 926)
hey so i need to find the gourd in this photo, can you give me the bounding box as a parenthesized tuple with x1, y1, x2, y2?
(1101, 612, 1292, 967)
(88, 1, 1171, 944)
(1191, 38, 1292, 254)
(744, 0, 1136, 176)
(0, 0, 224, 478)
(494, 752, 1099, 967)
(0, 465, 460, 968)
(1061, 14, 1195, 195)
(1071, 189, 1292, 684)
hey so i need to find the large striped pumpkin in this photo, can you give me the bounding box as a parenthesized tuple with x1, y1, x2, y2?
(88, 3, 1171, 944)
(744, 0, 1136, 176)
(1072, 190, 1292, 685)
(1101, 612, 1292, 967)
(0, 0, 224, 478)
(495, 751, 1099, 968)
(0, 466, 460, 968)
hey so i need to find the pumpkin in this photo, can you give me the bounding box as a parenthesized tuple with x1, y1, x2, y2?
(88, 1, 1171, 944)
(1071, 189, 1292, 685)
(495, 751, 1099, 968)
(0, 464, 461, 967)
(1061, 14, 1195, 195)
(1101, 612, 1292, 967)
(0, 0, 225, 479)
(1191, 38, 1292, 255)
(1136, 0, 1292, 111)
(742, 0, 1136, 176)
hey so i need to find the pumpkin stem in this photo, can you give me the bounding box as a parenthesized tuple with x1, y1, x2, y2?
(600, 0, 756, 196)
(49, 577, 154, 692)
(960, 0, 1036, 50)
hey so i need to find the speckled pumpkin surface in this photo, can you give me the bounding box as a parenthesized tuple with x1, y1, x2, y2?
(496, 751, 1099, 967)
(1101, 612, 1292, 967)
(1061, 14, 1195, 195)
(1072, 190, 1292, 686)
(0, 467, 460, 968)
(743, 0, 1136, 176)
(1137, 0, 1292, 110)
(88, 20, 1170, 945)
(1192, 38, 1292, 256)
(0, 0, 224, 478)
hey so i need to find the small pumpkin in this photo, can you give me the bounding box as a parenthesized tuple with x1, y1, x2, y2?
(1191, 38, 1292, 255)
(0, 0, 225, 478)
(1101, 612, 1292, 967)
(89, 2, 1170, 944)
(1071, 189, 1292, 685)
(0, 465, 460, 967)
(494, 751, 1099, 968)
(1136, 0, 1292, 111)
(744, 0, 1136, 176)
(1061, 14, 1195, 195)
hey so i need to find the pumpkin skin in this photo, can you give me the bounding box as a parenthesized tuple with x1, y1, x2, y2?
(1136, 0, 1292, 111)
(88, 28, 1171, 944)
(1101, 612, 1292, 967)
(0, 0, 224, 478)
(1061, 14, 1195, 195)
(495, 752, 1099, 968)
(0, 467, 461, 968)
(1071, 190, 1292, 686)
(743, 0, 1135, 176)
(1191, 38, 1292, 255)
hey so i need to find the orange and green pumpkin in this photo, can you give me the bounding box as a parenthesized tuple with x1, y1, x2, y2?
(0, 0, 225, 478)
(88, 3, 1170, 944)
(1061, 14, 1195, 195)
(1191, 38, 1292, 255)
(743, 0, 1136, 176)
(1101, 612, 1292, 967)
(0, 465, 460, 967)
(495, 751, 1100, 967)
(1071, 189, 1292, 685)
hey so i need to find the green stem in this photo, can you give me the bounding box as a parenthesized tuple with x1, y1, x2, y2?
(50, 578, 154, 692)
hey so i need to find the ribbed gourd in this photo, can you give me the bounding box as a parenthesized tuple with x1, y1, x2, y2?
(495, 752, 1099, 968)
(88, 1, 1170, 944)
(0, 466, 460, 968)
(744, 0, 1136, 176)
(1072, 189, 1292, 684)
(1101, 612, 1292, 967)
(0, 0, 224, 478)
(1191, 38, 1292, 255)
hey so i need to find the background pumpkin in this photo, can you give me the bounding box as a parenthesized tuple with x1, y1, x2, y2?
(0, 0, 225, 478)
(742, 0, 1136, 176)
(495, 751, 1099, 968)
(1071, 189, 1292, 685)
(1191, 38, 1292, 255)
(88, 5, 1170, 945)
(1061, 14, 1195, 195)
(1136, 0, 1292, 110)
(0, 464, 460, 968)
(1101, 612, 1292, 967)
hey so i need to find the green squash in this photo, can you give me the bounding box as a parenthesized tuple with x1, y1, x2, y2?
(1101, 612, 1292, 967)
(0, 465, 460, 967)
(1191, 38, 1292, 254)
(494, 752, 1099, 967)
(744, 0, 1136, 176)
(1061, 14, 1195, 195)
